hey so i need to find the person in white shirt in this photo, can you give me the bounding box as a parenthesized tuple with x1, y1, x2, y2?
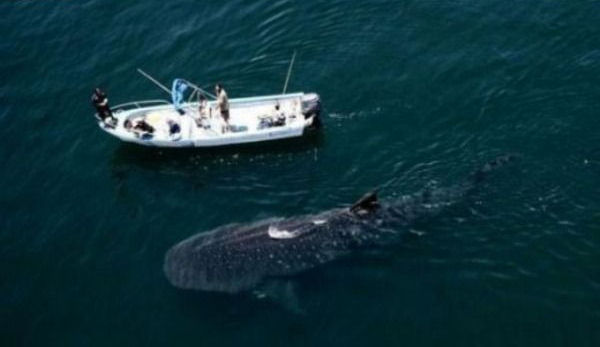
(215, 83, 229, 133)
(196, 94, 208, 127)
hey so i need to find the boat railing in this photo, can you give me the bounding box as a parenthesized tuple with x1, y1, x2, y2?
(229, 93, 305, 105)
(110, 99, 171, 113)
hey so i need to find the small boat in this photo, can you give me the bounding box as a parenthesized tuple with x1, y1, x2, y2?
(96, 89, 321, 148)
(96, 53, 322, 148)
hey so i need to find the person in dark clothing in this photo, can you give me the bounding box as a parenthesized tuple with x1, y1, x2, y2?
(124, 118, 154, 138)
(168, 120, 180, 135)
(91, 88, 116, 124)
(133, 120, 154, 133)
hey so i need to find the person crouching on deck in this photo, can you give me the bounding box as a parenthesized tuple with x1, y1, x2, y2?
(215, 83, 229, 133)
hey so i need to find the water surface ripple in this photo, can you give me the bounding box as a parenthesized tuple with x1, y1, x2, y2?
(1, 0, 599, 346)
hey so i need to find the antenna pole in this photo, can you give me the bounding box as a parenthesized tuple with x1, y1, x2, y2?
(282, 50, 297, 94)
(137, 68, 171, 94)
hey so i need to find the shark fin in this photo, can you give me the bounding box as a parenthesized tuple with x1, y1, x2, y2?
(350, 191, 379, 213)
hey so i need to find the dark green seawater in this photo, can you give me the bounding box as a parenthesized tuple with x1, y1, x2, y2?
(2, 0, 600, 345)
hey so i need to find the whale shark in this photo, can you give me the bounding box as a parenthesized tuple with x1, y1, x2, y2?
(164, 155, 515, 293)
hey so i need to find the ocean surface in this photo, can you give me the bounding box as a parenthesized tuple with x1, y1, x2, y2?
(2, 0, 599, 345)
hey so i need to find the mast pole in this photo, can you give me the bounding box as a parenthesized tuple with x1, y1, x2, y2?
(282, 50, 297, 94)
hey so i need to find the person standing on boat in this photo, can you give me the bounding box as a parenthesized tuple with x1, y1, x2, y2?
(215, 83, 230, 133)
(91, 88, 116, 125)
(195, 94, 208, 127)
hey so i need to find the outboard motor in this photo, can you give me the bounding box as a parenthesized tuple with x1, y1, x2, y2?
(301, 93, 321, 128)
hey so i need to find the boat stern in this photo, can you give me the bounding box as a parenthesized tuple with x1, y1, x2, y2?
(301, 93, 321, 129)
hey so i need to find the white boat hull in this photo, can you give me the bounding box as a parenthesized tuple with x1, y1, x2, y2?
(97, 92, 321, 148)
